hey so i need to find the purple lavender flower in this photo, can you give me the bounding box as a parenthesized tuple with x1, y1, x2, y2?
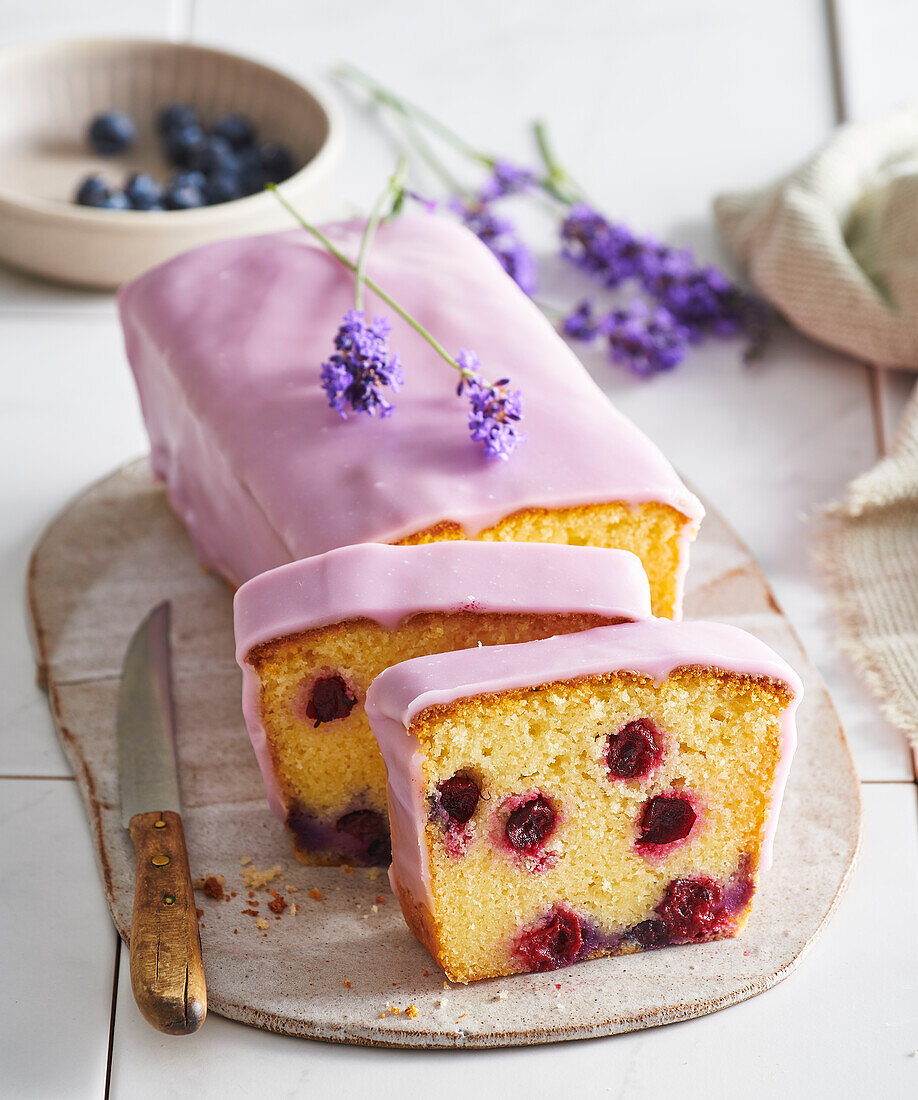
(601, 302, 689, 378)
(452, 199, 537, 296)
(478, 160, 538, 202)
(456, 350, 525, 460)
(321, 309, 404, 418)
(640, 245, 769, 355)
(560, 203, 647, 288)
(562, 299, 599, 341)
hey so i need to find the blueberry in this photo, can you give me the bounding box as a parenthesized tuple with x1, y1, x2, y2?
(237, 149, 267, 195)
(212, 112, 256, 150)
(157, 103, 200, 135)
(164, 172, 205, 210)
(75, 174, 111, 207)
(88, 111, 136, 156)
(124, 172, 164, 210)
(192, 135, 238, 176)
(171, 170, 206, 190)
(101, 191, 132, 210)
(163, 123, 205, 168)
(259, 141, 295, 183)
(203, 170, 242, 205)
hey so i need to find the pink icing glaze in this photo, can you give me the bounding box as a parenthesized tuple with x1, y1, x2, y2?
(364, 619, 802, 912)
(117, 213, 703, 598)
(233, 541, 652, 819)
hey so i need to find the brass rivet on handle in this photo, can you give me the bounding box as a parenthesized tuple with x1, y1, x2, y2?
(151, 854, 171, 867)
(154, 819, 167, 829)
(162, 893, 175, 906)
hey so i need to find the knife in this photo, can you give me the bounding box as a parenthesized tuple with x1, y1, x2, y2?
(117, 601, 206, 1035)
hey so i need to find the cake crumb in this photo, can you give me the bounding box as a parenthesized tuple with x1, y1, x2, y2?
(423, 971, 429, 977)
(233, 929, 238, 934)
(341, 864, 355, 875)
(405, 1005, 419, 1019)
(256, 918, 269, 930)
(375, 895, 385, 904)
(192, 877, 205, 889)
(287, 885, 299, 893)
(289, 903, 298, 917)
(195, 908, 204, 921)
(241, 862, 282, 889)
(371, 905, 378, 914)
(202, 875, 225, 900)
(240, 857, 252, 866)
(307, 888, 323, 901)
(365, 867, 381, 881)
(494, 990, 508, 1001)
(267, 892, 287, 914)
(343, 979, 351, 988)
(241, 908, 259, 917)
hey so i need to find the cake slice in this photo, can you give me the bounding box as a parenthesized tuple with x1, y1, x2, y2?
(234, 541, 652, 866)
(365, 619, 801, 982)
(119, 214, 702, 617)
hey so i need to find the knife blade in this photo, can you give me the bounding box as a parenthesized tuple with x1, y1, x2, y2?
(117, 601, 206, 1035)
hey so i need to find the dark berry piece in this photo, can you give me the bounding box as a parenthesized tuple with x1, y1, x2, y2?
(75, 174, 111, 207)
(100, 191, 132, 210)
(305, 674, 356, 726)
(259, 141, 296, 183)
(606, 718, 663, 780)
(336, 809, 390, 864)
(163, 171, 206, 210)
(632, 918, 670, 948)
(505, 795, 556, 852)
(637, 795, 696, 846)
(203, 170, 242, 205)
(124, 172, 163, 211)
(164, 123, 205, 168)
(87, 111, 136, 155)
(656, 877, 725, 941)
(514, 907, 583, 972)
(212, 112, 256, 150)
(437, 774, 479, 825)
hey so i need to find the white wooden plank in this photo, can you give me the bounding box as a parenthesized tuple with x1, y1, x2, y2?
(0, 316, 147, 776)
(192, 0, 835, 230)
(106, 784, 918, 1100)
(835, 0, 918, 120)
(0, 0, 173, 50)
(0, 779, 118, 1099)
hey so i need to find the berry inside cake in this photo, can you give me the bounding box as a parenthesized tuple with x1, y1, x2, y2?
(365, 619, 801, 982)
(234, 542, 653, 865)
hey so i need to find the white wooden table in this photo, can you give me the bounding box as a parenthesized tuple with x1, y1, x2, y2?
(3, 2, 918, 1096)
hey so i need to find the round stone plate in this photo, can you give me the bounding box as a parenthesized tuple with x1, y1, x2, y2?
(28, 459, 861, 1048)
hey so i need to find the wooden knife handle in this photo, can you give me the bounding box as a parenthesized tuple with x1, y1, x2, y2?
(128, 811, 206, 1035)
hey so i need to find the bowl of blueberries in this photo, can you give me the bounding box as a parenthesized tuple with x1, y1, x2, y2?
(0, 38, 342, 287)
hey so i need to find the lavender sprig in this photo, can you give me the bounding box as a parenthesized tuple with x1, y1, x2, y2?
(321, 311, 403, 417)
(602, 302, 689, 378)
(269, 184, 525, 459)
(456, 351, 525, 460)
(452, 198, 537, 296)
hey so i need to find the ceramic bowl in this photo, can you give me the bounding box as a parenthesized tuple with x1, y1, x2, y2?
(0, 38, 343, 288)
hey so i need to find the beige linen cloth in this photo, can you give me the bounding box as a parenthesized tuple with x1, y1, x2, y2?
(715, 105, 918, 752)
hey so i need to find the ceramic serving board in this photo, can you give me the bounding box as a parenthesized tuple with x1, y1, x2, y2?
(28, 458, 861, 1048)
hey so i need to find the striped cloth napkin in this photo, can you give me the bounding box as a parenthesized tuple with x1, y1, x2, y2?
(715, 106, 918, 758)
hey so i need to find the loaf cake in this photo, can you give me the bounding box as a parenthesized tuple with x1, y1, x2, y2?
(234, 541, 652, 865)
(365, 619, 801, 982)
(118, 214, 703, 618)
